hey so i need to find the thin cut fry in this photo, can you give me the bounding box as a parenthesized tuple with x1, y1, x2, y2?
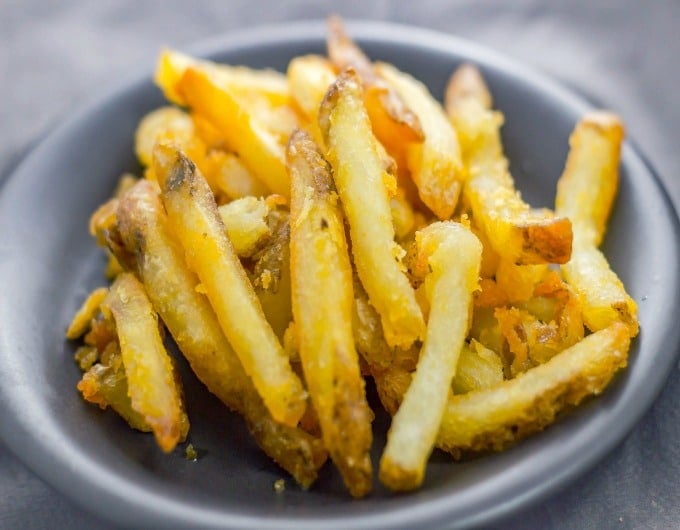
(376, 62, 464, 220)
(287, 129, 373, 498)
(555, 112, 638, 335)
(446, 64, 573, 264)
(318, 69, 425, 348)
(100, 272, 189, 453)
(437, 323, 630, 457)
(176, 67, 290, 196)
(380, 222, 481, 491)
(66, 287, 108, 339)
(116, 180, 326, 486)
(155, 48, 290, 107)
(153, 143, 307, 427)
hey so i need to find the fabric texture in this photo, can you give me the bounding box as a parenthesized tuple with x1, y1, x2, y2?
(1, 1, 678, 528)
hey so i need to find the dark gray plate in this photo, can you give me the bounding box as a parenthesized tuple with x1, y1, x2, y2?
(0, 20, 678, 530)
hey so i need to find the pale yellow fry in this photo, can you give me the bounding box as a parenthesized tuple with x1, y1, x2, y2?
(155, 48, 290, 107)
(66, 287, 108, 339)
(288, 128, 373, 498)
(134, 106, 196, 167)
(446, 64, 572, 265)
(101, 272, 189, 453)
(217, 196, 272, 257)
(318, 69, 425, 348)
(116, 180, 326, 487)
(380, 221, 482, 491)
(556, 112, 638, 335)
(437, 323, 630, 457)
(287, 55, 337, 122)
(177, 67, 290, 197)
(375, 62, 464, 220)
(153, 143, 306, 427)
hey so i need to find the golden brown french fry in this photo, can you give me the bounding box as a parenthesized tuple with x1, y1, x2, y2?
(66, 287, 108, 339)
(100, 272, 189, 453)
(153, 143, 306, 427)
(176, 67, 290, 196)
(287, 129, 373, 498)
(555, 113, 638, 335)
(319, 69, 425, 348)
(375, 62, 464, 220)
(155, 48, 290, 107)
(327, 15, 423, 147)
(380, 222, 481, 491)
(437, 323, 630, 457)
(116, 180, 327, 487)
(446, 64, 573, 264)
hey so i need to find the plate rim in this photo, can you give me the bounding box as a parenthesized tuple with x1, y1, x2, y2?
(1, 18, 679, 530)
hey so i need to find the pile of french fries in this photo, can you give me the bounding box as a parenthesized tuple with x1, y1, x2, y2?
(67, 16, 637, 496)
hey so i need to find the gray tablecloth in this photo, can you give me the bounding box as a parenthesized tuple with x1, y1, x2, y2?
(1, 1, 678, 528)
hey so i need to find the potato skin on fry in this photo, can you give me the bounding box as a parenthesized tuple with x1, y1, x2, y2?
(287, 129, 373, 498)
(437, 323, 630, 457)
(326, 15, 424, 146)
(116, 179, 326, 487)
(319, 69, 425, 349)
(153, 143, 307, 427)
(101, 272, 189, 453)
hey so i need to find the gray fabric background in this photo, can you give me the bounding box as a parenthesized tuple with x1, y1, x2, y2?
(1, 1, 678, 528)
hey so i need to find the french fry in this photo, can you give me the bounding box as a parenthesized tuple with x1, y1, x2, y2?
(326, 15, 423, 147)
(252, 211, 294, 341)
(452, 340, 504, 395)
(446, 64, 573, 264)
(204, 150, 270, 200)
(176, 67, 290, 196)
(287, 129, 373, 498)
(319, 69, 425, 348)
(116, 180, 327, 487)
(287, 55, 336, 123)
(380, 222, 481, 491)
(66, 287, 108, 339)
(78, 341, 152, 433)
(100, 272, 189, 453)
(555, 113, 638, 335)
(375, 62, 464, 220)
(155, 48, 290, 107)
(134, 106, 200, 167)
(153, 143, 307, 427)
(217, 196, 272, 257)
(437, 323, 630, 457)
